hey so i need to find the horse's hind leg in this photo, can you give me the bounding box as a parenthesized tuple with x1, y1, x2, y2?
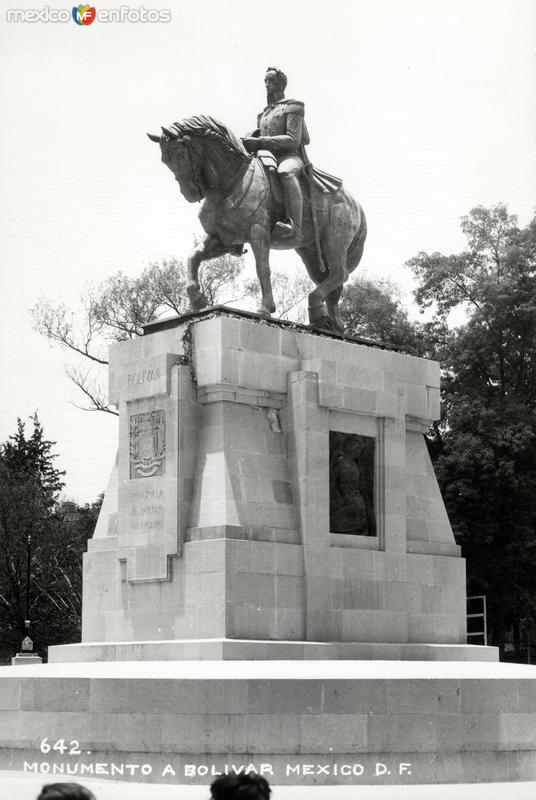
(296, 244, 337, 331)
(186, 235, 228, 310)
(304, 197, 357, 332)
(326, 286, 344, 332)
(306, 241, 348, 333)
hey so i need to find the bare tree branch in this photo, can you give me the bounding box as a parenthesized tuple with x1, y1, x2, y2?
(65, 365, 118, 416)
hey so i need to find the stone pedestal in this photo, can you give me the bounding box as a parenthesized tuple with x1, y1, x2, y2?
(11, 653, 42, 666)
(76, 309, 472, 652)
(2, 308, 535, 787)
(12, 636, 42, 665)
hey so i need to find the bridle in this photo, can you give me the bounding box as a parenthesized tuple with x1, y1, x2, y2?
(180, 137, 206, 198)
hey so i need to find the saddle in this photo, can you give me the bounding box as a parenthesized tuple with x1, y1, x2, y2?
(255, 149, 343, 207)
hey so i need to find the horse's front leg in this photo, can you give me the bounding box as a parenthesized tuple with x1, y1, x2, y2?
(186, 235, 228, 310)
(249, 223, 276, 316)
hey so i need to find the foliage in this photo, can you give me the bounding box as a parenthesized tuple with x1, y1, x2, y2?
(31, 255, 245, 414)
(32, 240, 432, 415)
(39, 495, 102, 648)
(408, 205, 536, 654)
(243, 269, 312, 324)
(339, 276, 443, 356)
(0, 416, 101, 660)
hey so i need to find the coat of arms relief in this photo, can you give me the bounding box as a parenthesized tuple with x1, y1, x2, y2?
(129, 410, 166, 478)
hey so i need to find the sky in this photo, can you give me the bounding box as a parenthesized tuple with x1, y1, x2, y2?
(0, 0, 535, 503)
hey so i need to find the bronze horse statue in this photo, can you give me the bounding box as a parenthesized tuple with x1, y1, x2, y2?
(148, 115, 366, 332)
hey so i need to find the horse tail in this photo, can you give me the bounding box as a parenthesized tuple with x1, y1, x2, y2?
(346, 203, 367, 273)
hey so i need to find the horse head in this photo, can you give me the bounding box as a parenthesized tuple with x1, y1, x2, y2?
(147, 125, 206, 202)
(148, 115, 250, 202)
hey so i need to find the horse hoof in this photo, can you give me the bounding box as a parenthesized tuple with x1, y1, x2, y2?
(256, 307, 273, 319)
(308, 303, 328, 323)
(186, 284, 209, 311)
(190, 296, 209, 311)
(309, 315, 336, 332)
(330, 318, 345, 334)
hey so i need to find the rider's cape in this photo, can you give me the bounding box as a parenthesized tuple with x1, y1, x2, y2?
(309, 164, 343, 193)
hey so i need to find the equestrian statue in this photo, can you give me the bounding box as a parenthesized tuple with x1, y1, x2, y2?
(147, 67, 367, 333)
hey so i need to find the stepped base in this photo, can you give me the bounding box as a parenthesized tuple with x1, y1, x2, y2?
(1, 660, 535, 786)
(49, 639, 499, 663)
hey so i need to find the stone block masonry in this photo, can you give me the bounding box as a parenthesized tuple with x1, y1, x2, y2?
(79, 308, 469, 649)
(9, 309, 536, 788)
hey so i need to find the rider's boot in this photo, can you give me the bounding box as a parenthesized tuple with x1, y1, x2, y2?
(274, 174, 303, 243)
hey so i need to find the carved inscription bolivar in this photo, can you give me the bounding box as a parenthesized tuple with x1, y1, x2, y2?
(128, 367, 161, 387)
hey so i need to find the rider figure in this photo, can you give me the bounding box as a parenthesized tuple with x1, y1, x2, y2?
(242, 67, 309, 243)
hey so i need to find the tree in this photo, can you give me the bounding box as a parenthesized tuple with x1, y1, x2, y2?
(339, 276, 442, 356)
(243, 269, 312, 324)
(31, 254, 246, 415)
(408, 205, 536, 656)
(38, 495, 102, 648)
(0, 416, 100, 660)
(33, 241, 434, 415)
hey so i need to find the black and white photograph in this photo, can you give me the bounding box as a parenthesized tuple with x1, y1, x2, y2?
(1, 1, 535, 798)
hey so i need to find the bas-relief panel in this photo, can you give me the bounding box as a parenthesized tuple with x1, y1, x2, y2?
(129, 409, 166, 479)
(329, 431, 376, 536)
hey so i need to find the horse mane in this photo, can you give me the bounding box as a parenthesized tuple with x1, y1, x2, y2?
(169, 115, 250, 161)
